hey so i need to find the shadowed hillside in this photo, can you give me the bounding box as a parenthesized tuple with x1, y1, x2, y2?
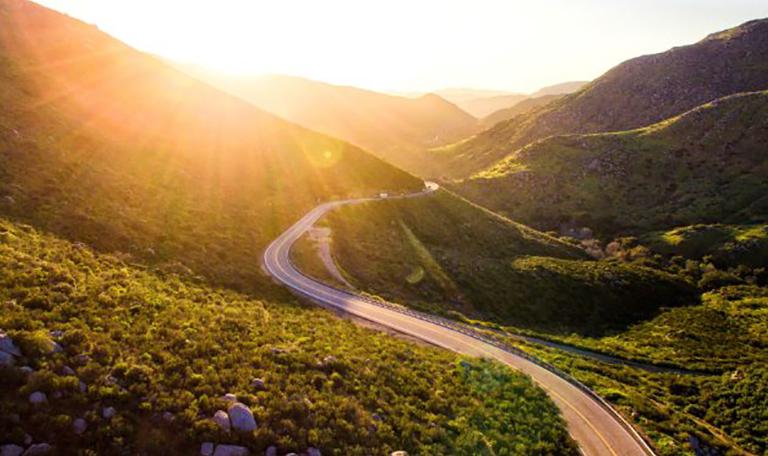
(0, 0, 421, 293)
(434, 19, 768, 178)
(453, 90, 768, 236)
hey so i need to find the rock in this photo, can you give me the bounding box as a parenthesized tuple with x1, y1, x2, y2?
(264, 446, 277, 456)
(162, 411, 175, 423)
(222, 393, 237, 402)
(0, 350, 14, 366)
(102, 406, 116, 419)
(212, 445, 250, 456)
(0, 331, 22, 356)
(212, 410, 230, 432)
(307, 447, 321, 456)
(390, 452, 408, 456)
(227, 402, 256, 432)
(29, 391, 47, 405)
(200, 442, 215, 456)
(60, 365, 76, 376)
(78, 381, 87, 393)
(19, 366, 33, 376)
(0, 444, 24, 456)
(50, 342, 63, 354)
(250, 378, 266, 390)
(22, 444, 52, 456)
(72, 417, 87, 434)
(49, 330, 64, 339)
(74, 354, 91, 366)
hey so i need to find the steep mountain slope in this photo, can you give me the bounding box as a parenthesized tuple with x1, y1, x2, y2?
(0, 0, 421, 294)
(435, 18, 768, 178)
(481, 94, 562, 128)
(176, 71, 479, 174)
(453, 91, 768, 235)
(294, 190, 696, 336)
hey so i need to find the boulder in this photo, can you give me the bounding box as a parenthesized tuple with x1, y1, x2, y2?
(29, 391, 47, 405)
(162, 411, 175, 423)
(102, 406, 116, 419)
(0, 350, 14, 366)
(307, 447, 321, 456)
(212, 410, 231, 432)
(390, 452, 408, 456)
(227, 402, 256, 432)
(212, 445, 250, 456)
(264, 446, 277, 456)
(250, 378, 266, 391)
(78, 381, 87, 393)
(0, 331, 21, 357)
(72, 417, 87, 434)
(60, 366, 76, 376)
(22, 444, 53, 456)
(19, 366, 34, 376)
(0, 444, 24, 456)
(200, 442, 215, 456)
(222, 393, 237, 402)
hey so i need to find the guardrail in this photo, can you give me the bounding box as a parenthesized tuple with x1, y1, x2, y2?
(280, 262, 658, 456)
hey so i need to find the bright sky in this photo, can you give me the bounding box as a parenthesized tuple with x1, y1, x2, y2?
(37, 0, 768, 94)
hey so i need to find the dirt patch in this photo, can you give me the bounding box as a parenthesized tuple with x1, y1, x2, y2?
(306, 226, 354, 288)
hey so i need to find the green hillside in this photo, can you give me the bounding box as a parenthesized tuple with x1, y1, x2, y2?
(453, 91, 768, 236)
(433, 18, 768, 179)
(0, 217, 577, 455)
(0, 0, 420, 294)
(299, 191, 696, 336)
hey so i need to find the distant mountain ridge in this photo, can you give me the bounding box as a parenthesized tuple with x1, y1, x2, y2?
(480, 94, 563, 128)
(434, 18, 768, 178)
(175, 70, 479, 175)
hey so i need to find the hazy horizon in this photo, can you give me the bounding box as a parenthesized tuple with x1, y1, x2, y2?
(30, 0, 768, 93)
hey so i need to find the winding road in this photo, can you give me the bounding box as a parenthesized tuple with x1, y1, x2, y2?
(263, 182, 655, 456)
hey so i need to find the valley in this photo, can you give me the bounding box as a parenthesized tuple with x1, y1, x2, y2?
(1, 1, 767, 455)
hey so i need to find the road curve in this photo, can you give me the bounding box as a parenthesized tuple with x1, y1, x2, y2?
(263, 182, 655, 456)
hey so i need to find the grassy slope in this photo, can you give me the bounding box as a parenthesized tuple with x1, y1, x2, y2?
(308, 191, 696, 336)
(453, 91, 768, 236)
(433, 18, 768, 179)
(0, 217, 577, 455)
(0, 0, 420, 294)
